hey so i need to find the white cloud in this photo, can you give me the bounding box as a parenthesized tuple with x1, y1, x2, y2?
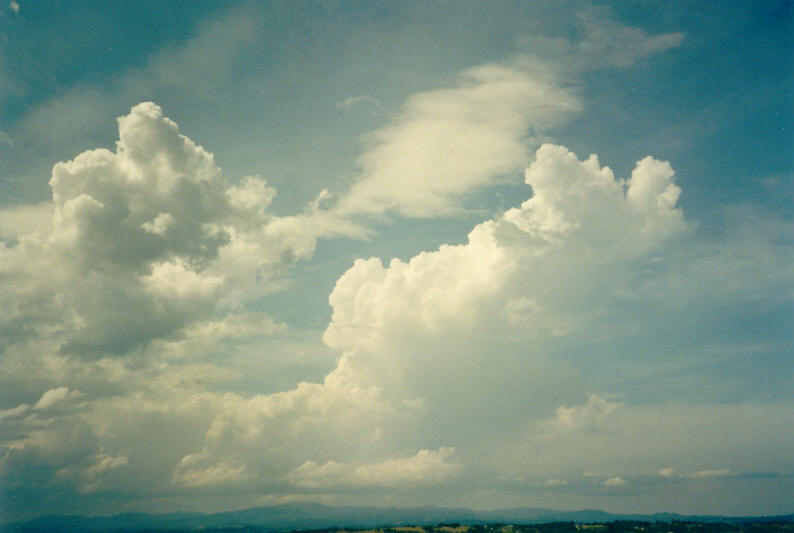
(4, 122, 790, 513)
(171, 144, 694, 486)
(287, 447, 461, 488)
(335, 66, 580, 217)
(78, 453, 129, 493)
(0, 202, 52, 241)
(686, 469, 732, 479)
(654, 467, 732, 480)
(336, 96, 381, 111)
(575, 9, 683, 68)
(550, 395, 622, 433)
(544, 478, 568, 487)
(0, 102, 325, 358)
(0, 403, 30, 420)
(9, 0, 18, 14)
(331, 11, 686, 221)
(172, 457, 248, 488)
(323, 145, 688, 395)
(517, 8, 684, 72)
(140, 212, 175, 236)
(34, 387, 82, 410)
(1, 6, 791, 519)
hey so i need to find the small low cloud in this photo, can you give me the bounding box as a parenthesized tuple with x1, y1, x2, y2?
(655, 467, 732, 479)
(336, 95, 381, 111)
(550, 395, 622, 432)
(34, 387, 82, 410)
(604, 476, 628, 486)
(544, 478, 568, 487)
(9, 1, 19, 14)
(686, 469, 732, 479)
(172, 457, 249, 488)
(80, 454, 129, 493)
(288, 447, 462, 488)
(0, 403, 30, 420)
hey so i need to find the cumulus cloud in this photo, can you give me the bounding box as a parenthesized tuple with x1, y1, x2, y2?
(172, 458, 248, 488)
(549, 395, 622, 433)
(287, 447, 462, 488)
(0, 403, 30, 420)
(332, 11, 686, 221)
(686, 469, 732, 479)
(323, 144, 687, 387)
(0, 102, 324, 359)
(4, 123, 790, 517)
(34, 387, 82, 410)
(174, 144, 693, 485)
(2, 73, 791, 518)
(77, 453, 129, 494)
(654, 467, 732, 480)
(544, 478, 568, 487)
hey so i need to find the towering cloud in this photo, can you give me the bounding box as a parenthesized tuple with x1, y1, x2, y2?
(171, 144, 695, 488)
(0, 103, 322, 359)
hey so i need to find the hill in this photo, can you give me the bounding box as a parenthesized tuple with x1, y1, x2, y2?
(2, 503, 792, 533)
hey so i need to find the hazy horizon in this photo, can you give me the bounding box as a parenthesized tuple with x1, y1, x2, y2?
(0, 0, 792, 523)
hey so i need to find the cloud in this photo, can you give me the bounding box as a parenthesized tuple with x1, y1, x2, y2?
(334, 66, 580, 218)
(78, 453, 129, 494)
(655, 468, 733, 480)
(287, 447, 462, 488)
(331, 10, 687, 220)
(34, 387, 82, 410)
(324, 144, 687, 368)
(575, 8, 684, 68)
(0, 403, 30, 420)
(0, 102, 323, 358)
(173, 144, 693, 485)
(549, 395, 622, 433)
(4, 119, 791, 517)
(544, 478, 568, 487)
(517, 7, 684, 72)
(686, 469, 732, 479)
(172, 458, 248, 488)
(9, 0, 18, 14)
(604, 476, 628, 486)
(336, 96, 381, 111)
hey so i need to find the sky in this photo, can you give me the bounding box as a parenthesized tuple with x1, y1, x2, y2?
(0, 0, 792, 523)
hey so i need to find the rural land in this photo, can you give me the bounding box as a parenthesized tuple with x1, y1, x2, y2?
(2, 505, 792, 533)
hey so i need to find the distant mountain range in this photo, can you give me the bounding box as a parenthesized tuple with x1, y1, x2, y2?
(2, 502, 792, 533)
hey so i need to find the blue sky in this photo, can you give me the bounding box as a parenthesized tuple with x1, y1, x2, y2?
(0, 0, 792, 522)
